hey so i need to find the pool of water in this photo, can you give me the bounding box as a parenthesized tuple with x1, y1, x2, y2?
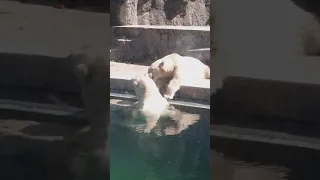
(1, 100, 320, 180)
(109, 105, 210, 180)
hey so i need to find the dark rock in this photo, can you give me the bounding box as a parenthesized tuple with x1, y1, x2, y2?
(111, 0, 210, 26)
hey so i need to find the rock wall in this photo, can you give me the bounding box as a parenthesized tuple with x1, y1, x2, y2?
(112, 26, 210, 64)
(111, 0, 210, 26)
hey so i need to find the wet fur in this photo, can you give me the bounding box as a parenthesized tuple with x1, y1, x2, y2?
(130, 75, 169, 133)
(129, 75, 200, 135)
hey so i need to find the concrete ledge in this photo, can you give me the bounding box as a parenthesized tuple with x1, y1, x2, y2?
(0, 95, 209, 125)
(112, 25, 210, 37)
(213, 76, 320, 123)
(181, 48, 210, 66)
(211, 125, 320, 150)
(110, 92, 209, 117)
(110, 62, 210, 101)
(2, 97, 320, 150)
(111, 25, 210, 64)
(3, 94, 320, 150)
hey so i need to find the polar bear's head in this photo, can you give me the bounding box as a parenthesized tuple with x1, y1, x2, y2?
(131, 75, 163, 102)
(147, 53, 181, 80)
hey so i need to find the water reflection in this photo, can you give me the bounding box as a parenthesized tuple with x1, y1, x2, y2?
(1, 109, 320, 180)
(110, 101, 210, 180)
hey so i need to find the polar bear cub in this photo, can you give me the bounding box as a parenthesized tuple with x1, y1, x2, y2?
(128, 75, 200, 135)
(131, 75, 169, 114)
(129, 75, 170, 133)
(147, 53, 210, 99)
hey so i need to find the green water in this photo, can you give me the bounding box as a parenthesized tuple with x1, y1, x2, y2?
(110, 109, 210, 180)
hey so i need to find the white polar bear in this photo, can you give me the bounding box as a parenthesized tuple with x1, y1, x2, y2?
(119, 75, 200, 135)
(147, 53, 210, 99)
(129, 75, 170, 133)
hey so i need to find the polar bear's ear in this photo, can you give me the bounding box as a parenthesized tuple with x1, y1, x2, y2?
(131, 77, 139, 87)
(158, 62, 165, 71)
(133, 81, 139, 87)
(74, 63, 89, 82)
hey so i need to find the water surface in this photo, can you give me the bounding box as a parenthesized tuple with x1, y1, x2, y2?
(110, 105, 210, 180)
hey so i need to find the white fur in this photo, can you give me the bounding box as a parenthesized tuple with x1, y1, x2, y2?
(130, 76, 169, 133)
(123, 75, 200, 135)
(148, 53, 210, 99)
(131, 76, 169, 114)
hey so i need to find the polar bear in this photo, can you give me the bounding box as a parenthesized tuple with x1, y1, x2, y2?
(147, 53, 210, 99)
(153, 108, 200, 136)
(118, 75, 200, 135)
(129, 75, 170, 133)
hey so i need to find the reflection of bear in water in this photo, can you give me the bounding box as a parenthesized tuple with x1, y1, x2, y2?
(128, 75, 170, 133)
(68, 48, 109, 180)
(147, 53, 210, 99)
(124, 75, 200, 135)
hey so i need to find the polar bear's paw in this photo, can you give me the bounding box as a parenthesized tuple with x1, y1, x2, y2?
(163, 93, 174, 100)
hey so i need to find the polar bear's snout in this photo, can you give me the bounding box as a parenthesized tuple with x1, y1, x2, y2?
(146, 68, 154, 79)
(143, 72, 152, 79)
(147, 67, 164, 81)
(131, 77, 142, 87)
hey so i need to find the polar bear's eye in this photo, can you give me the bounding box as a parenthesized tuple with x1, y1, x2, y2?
(148, 73, 153, 78)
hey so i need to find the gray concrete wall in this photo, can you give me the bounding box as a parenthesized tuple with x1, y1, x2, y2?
(212, 0, 320, 122)
(0, 1, 109, 93)
(212, 0, 320, 85)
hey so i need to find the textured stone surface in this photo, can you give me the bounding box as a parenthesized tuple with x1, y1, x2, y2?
(111, 0, 210, 26)
(112, 25, 210, 65)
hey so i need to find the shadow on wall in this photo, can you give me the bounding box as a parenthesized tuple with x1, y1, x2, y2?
(164, 0, 189, 20)
(110, 0, 123, 26)
(111, 0, 209, 26)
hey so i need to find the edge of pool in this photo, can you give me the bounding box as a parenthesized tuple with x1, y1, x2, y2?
(0, 94, 320, 151)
